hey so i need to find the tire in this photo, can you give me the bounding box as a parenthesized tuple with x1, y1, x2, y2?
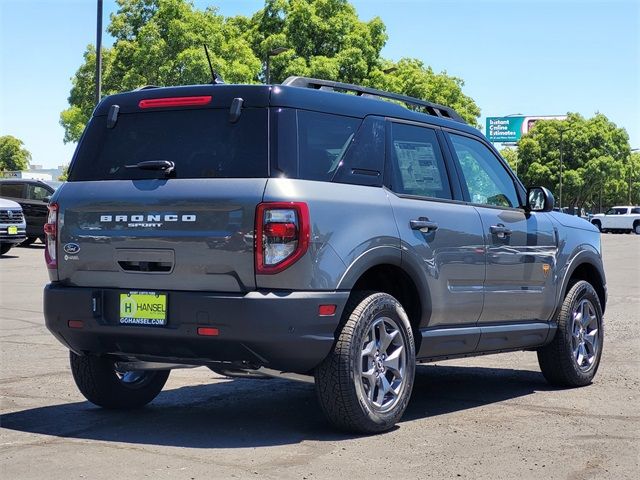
(0, 244, 12, 255)
(634, 222, 640, 235)
(537, 280, 604, 387)
(591, 220, 601, 232)
(70, 352, 170, 409)
(20, 237, 37, 247)
(315, 292, 416, 434)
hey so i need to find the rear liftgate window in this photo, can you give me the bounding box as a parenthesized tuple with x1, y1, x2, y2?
(69, 108, 268, 181)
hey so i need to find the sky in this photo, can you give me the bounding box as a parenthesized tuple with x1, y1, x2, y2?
(1, 0, 638, 169)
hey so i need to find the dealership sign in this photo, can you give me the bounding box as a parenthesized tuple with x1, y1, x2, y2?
(486, 115, 567, 143)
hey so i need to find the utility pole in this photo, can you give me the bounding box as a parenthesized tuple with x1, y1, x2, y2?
(630, 149, 639, 204)
(265, 47, 289, 84)
(559, 129, 564, 209)
(95, 0, 103, 105)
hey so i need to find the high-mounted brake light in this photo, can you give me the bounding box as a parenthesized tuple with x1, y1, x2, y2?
(138, 96, 212, 109)
(255, 202, 310, 275)
(44, 203, 59, 269)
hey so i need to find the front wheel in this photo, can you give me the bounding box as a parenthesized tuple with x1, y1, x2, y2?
(591, 220, 601, 232)
(0, 243, 12, 255)
(537, 281, 604, 387)
(634, 222, 640, 235)
(315, 292, 416, 433)
(70, 352, 170, 409)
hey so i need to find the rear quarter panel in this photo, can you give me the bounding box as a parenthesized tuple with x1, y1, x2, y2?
(258, 179, 400, 290)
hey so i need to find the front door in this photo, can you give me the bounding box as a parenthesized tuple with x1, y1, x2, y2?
(445, 132, 558, 325)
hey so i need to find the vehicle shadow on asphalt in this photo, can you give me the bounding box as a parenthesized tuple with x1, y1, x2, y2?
(1, 364, 553, 447)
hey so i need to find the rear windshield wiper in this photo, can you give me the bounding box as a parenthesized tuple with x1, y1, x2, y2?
(125, 160, 175, 175)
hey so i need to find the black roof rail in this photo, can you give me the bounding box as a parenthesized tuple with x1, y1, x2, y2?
(281, 76, 466, 123)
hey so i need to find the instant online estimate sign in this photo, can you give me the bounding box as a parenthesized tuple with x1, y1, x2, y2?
(486, 117, 525, 143)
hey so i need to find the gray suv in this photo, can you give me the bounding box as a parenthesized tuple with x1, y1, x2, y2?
(43, 77, 606, 433)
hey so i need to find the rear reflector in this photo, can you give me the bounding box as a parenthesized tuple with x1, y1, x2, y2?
(68, 320, 84, 329)
(318, 305, 337, 316)
(138, 96, 212, 109)
(197, 327, 219, 336)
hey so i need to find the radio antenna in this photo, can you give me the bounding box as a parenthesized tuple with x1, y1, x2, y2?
(203, 44, 224, 84)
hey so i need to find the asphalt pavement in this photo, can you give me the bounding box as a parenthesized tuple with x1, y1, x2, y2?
(1, 235, 638, 479)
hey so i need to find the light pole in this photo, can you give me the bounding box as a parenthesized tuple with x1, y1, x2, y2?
(95, 0, 103, 105)
(558, 127, 570, 210)
(630, 148, 639, 205)
(265, 47, 289, 84)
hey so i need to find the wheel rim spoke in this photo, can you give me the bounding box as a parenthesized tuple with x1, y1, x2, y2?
(384, 347, 403, 378)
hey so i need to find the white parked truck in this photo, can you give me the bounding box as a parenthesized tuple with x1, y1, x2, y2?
(591, 206, 640, 234)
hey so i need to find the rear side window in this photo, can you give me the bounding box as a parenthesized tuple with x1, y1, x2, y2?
(0, 183, 24, 198)
(332, 116, 385, 187)
(297, 110, 361, 181)
(27, 184, 51, 201)
(388, 122, 452, 200)
(69, 109, 268, 181)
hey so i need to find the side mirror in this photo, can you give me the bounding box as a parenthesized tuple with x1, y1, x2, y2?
(526, 186, 555, 212)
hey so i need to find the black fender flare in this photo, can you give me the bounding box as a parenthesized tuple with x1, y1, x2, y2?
(337, 245, 432, 328)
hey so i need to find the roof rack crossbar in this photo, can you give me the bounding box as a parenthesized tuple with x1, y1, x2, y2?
(281, 76, 465, 123)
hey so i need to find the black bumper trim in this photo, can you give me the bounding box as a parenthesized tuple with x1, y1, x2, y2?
(44, 284, 349, 373)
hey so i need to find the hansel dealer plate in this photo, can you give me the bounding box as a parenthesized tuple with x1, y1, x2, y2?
(119, 291, 167, 326)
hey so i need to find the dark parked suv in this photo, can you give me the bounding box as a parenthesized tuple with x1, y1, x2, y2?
(0, 178, 61, 245)
(43, 77, 606, 433)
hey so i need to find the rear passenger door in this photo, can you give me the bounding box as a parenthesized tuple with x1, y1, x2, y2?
(385, 120, 485, 358)
(445, 132, 558, 325)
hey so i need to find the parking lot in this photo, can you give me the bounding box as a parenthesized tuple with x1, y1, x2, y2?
(0, 235, 638, 479)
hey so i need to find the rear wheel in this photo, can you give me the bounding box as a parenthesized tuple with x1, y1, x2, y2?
(70, 352, 170, 409)
(537, 280, 603, 387)
(0, 244, 12, 255)
(315, 292, 416, 433)
(634, 222, 640, 235)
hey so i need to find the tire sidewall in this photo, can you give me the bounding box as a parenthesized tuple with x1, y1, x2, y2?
(348, 294, 416, 428)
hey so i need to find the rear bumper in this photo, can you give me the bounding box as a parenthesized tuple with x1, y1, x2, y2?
(44, 284, 349, 374)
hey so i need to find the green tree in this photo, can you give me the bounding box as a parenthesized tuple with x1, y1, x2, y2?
(61, 0, 262, 143)
(58, 164, 70, 181)
(515, 113, 631, 211)
(61, 0, 481, 142)
(0, 135, 31, 172)
(627, 151, 640, 205)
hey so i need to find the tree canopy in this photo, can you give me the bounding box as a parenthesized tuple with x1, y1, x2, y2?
(60, 0, 481, 143)
(0, 135, 31, 172)
(508, 113, 633, 210)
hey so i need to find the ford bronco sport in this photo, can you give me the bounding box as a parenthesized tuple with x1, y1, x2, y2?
(44, 77, 606, 433)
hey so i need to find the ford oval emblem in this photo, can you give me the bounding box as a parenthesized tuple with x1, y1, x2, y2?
(63, 243, 80, 254)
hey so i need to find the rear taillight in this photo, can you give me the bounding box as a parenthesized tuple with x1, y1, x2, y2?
(44, 203, 58, 269)
(255, 202, 310, 274)
(138, 96, 212, 109)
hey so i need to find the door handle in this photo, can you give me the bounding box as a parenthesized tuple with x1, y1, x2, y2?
(490, 224, 512, 239)
(410, 218, 439, 232)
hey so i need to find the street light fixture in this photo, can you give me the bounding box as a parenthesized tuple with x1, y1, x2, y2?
(265, 47, 290, 85)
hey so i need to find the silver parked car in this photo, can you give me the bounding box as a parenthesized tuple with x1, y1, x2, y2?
(0, 197, 27, 255)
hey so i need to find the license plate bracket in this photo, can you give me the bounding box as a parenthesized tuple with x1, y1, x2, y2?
(119, 291, 167, 326)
